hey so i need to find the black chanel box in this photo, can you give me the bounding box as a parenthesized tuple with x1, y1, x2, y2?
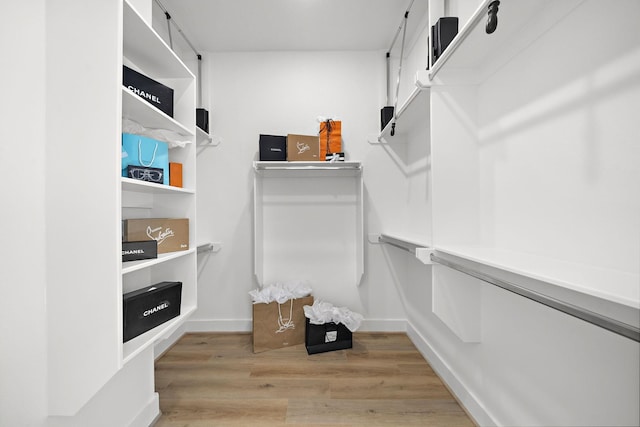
(123, 65, 174, 118)
(126, 165, 164, 184)
(305, 318, 353, 355)
(123, 281, 182, 342)
(432, 17, 459, 64)
(259, 134, 287, 161)
(196, 108, 209, 133)
(122, 240, 157, 262)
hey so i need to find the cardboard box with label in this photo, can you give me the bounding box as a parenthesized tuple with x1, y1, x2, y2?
(123, 218, 189, 254)
(287, 134, 320, 161)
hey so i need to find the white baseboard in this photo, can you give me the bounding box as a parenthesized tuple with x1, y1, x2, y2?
(406, 322, 496, 427)
(186, 318, 253, 332)
(129, 392, 159, 427)
(358, 318, 407, 332)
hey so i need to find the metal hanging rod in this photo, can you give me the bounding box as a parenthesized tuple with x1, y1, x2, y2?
(254, 163, 362, 172)
(429, 254, 640, 343)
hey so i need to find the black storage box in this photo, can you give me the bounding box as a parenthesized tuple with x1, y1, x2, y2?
(432, 17, 459, 64)
(123, 281, 182, 342)
(305, 318, 353, 355)
(380, 106, 394, 131)
(126, 165, 164, 184)
(196, 108, 209, 133)
(123, 65, 174, 118)
(122, 240, 157, 262)
(259, 134, 287, 161)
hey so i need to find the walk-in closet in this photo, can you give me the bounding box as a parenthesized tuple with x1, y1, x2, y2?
(2, 0, 638, 426)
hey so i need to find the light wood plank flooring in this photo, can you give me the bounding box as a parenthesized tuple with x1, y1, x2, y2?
(154, 332, 475, 426)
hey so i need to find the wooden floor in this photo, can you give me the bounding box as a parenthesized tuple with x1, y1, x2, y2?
(154, 332, 475, 426)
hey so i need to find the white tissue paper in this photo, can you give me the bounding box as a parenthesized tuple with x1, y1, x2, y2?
(249, 281, 313, 305)
(122, 118, 191, 148)
(303, 300, 363, 332)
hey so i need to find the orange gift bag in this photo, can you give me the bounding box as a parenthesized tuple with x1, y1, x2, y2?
(319, 119, 342, 161)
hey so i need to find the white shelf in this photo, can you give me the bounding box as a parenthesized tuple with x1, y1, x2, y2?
(122, 88, 194, 137)
(123, 1, 194, 79)
(121, 177, 195, 194)
(434, 245, 640, 310)
(377, 71, 431, 143)
(122, 304, 196, 363)
(196, 127, 222, 147)
(429, 0, 585, 83)
(122, 248, 196, 274)
(254, 161, 362, 177)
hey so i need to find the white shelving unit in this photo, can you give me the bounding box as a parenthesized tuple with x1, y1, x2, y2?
(253, 161, 364, 297)
(429, 0, 586, 83)
(120, 0, 197, 362)
(428, 0, 640, 338)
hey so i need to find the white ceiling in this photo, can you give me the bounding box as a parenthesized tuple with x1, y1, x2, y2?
(156, 0, 429, 52)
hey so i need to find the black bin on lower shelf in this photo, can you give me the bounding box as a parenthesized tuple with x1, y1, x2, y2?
(123, 281, 182, 342)
(305, 318, 352, 355)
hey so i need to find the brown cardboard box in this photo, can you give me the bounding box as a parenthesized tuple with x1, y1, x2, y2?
(169, 162, 182, 187)
(287, 134, 320, 161)
(123, 218, 189, 254)
(252, 295, 314, 353)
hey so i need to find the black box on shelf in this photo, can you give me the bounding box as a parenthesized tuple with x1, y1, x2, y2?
(196, 108, 209, 133)
(123, 65, 174, 118)
(259, 134, 287, 161)
(122, 240, 157, 262)
(305, 318, 353, 355)
(380, 106, 394, 131)
(432, 17, 459, 64)
(125, 165, 165, 184)
(123, 281, 182, 342)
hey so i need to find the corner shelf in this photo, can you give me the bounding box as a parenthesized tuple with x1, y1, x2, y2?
(196, 126, 222, 147)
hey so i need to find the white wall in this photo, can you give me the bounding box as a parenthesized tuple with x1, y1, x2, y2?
(0, 2, 48, 426)
(192, 50, 409, 331)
